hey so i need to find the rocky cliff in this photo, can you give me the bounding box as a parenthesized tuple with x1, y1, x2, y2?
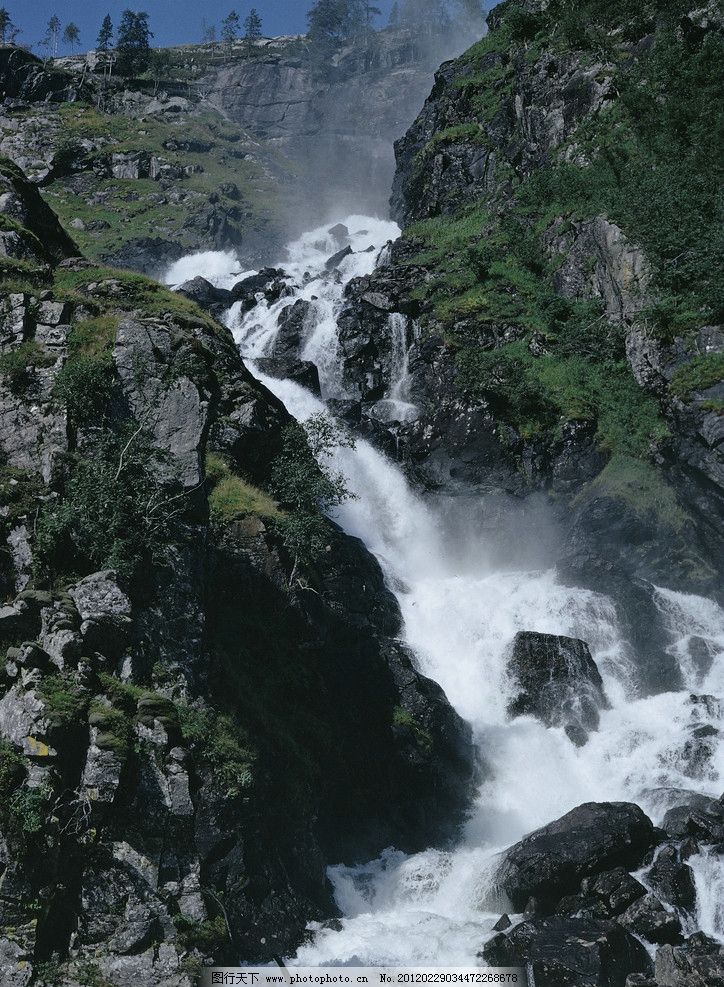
(0, 30, 463, 277)
(0, 160, 473, 985)
(330, 0, 723, 690)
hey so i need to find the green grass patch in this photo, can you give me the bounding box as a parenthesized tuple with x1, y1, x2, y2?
(179, 705, 256, 796)
(0, 340, 56, 394)
(579, 454, 690, 532)
(669, 353, 724, 400)
(38, 673, 89, 729)
(67, 314, 119, 359)
(393, 707, 433, 753)
(206, 453, 281, 522)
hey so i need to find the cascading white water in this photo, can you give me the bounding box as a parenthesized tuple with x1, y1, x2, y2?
(220, 217, 399, 400)
(166, 218, 724, 965)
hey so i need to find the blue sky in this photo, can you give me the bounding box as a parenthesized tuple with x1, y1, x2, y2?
(11, 1, 401, 54)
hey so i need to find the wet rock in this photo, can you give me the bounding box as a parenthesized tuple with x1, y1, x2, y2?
(328, 222, 349, 245)
(496, 802, 657, 912)
(506, 631, 608, 745)
(255, 356, 321, 395)
(174, 275, 233, 312)
(555, 867, 647, 919)
(68, 570, 132, 660)
(662, 793, 724, 842)
(655, 934, 724, 986)
(272, 298, 312, 360)
(325, 245, 353, 271)
(619, 892, 683, 945)
(482, 916, 652, 986)
(646, 844, 697, 912)
(231, 267, 286, 306)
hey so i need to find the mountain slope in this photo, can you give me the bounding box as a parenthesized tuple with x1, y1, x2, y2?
(337, 0, 723, 610)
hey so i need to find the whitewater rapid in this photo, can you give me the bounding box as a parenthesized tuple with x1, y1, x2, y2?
(165, 217, 724, 964)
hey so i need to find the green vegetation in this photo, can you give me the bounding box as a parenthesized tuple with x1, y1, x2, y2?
(51, 264, 223, 336)
(270, 414, 356, 575)
(0, 340, 56, 395)
(33, 425, 177, 585)
(38, 672, 89, 728)
(206, 453, 281, 522)
(0, 739, 26, 810)
(670, 354, 724, 401)
(174, 914, 229, 954)
(5, 786, 48, 854)
(393, 707, 433, 753)
(180, 705, 256, 796)
(399, 0, 724, 462)
(0, 464, 43, 527)
(88, 701, 133, 758)
(578, 454, 690, 533)
(34, 101, 287, 263)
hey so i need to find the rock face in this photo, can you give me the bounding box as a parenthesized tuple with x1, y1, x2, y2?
(199, 30, 465, 223)
(482, 915, 652, 987)
(495, 802, 657, 912)
(328, 0, 723, 703)
(506, 631, 608, 745)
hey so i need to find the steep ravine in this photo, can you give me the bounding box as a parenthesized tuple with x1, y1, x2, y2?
(0, 0, 722, 984)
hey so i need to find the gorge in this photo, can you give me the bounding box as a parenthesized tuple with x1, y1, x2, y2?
(0, 0, 722, 985)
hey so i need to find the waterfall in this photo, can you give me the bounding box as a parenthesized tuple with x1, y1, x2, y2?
(165, 217, 724, 966)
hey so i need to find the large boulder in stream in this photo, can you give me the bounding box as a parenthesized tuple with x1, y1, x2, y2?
(174, 276, 233, 313)
(495, 802, 658, 912)
(230, 267, 288, 308)
(506, 631, 608, 745)
(255, 356, 321, 395)
(482, 915, 652, 986)
(272, 299, 312, 359)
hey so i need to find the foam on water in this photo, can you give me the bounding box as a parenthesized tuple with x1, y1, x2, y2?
(177, 217, 724, 965)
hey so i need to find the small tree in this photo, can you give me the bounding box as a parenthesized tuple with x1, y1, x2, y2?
(388, 2, 400, 28)
(270, 413, 356, 588)
(96, 14, 113, 51)
(201, 18, 217, 43)
(42, 14, 62, 58)
(0, 8, 15, 45)
(221, 10, 241, 46)
(63, 22, 80, 52)
(243, 8, 263, 47)
(116, 9, 153, 76)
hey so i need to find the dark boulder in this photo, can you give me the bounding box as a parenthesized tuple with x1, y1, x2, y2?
(101, 235, 183, 276)
(655, 934, 724, 986)
(481, 916, 652, 987)
(662, 792, 724, 843)
(231, 267, 287, 307)
(328, 223, 349, 245)
(506, 631, 608, 745)
(325, 245, 353, 271)
(255, 356, 321, 396)
(272, 299, 312, 360)
(619, 892, 683, 945)
(645, 844, 697, 912)
(174, 276, 233, 313)
(381, 639, 476, 845)
(555, 867, 647, 920)
(495, 802, 658, 912)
